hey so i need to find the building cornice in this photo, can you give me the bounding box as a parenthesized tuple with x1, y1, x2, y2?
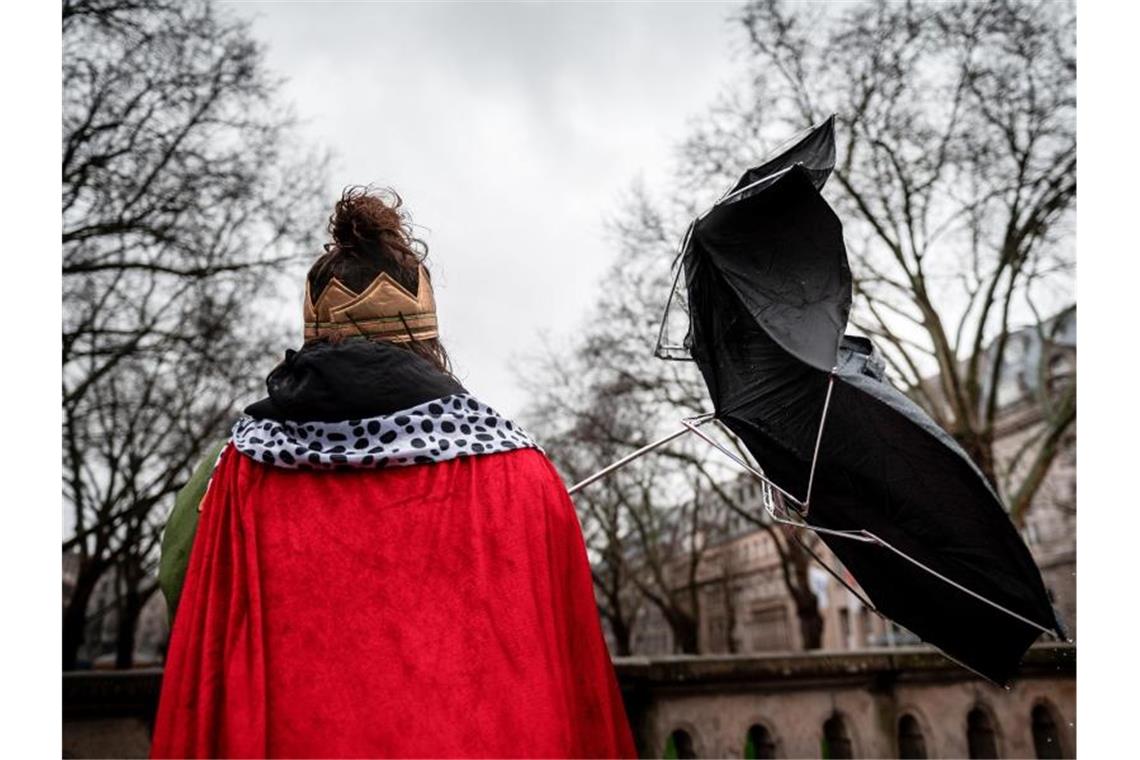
(613, 642, 1074, 695)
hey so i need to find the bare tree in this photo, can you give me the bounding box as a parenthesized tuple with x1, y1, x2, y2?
(529, 117, 849, 656)
(694, 0, 1076, 521)
(697, 478, 826, 650)
(523, 1, 1074, 657)
(709, 533, 743, 654)
(62, 0, 327, 668)
(621, 470, 710, 655)
(524, 362, 645, 655)
(522, 171, 830, 651)
(525, 356, 715, 654)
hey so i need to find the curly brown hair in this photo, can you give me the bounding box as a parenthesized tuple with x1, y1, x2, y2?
(306, 186, 452, 376)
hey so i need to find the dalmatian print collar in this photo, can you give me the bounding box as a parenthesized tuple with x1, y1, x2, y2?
(231, 393, 539, 470)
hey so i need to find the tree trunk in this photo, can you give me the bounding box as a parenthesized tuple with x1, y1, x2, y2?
(668, 611, 700, 654)
(115, 590, 142, 669)
(786, 537, 824, 650)
(794, 592, 825, 650)
(722, 575, 739, 654)
(607, 615, 633, 657)
(726, 605, 739, 654)
(1010, 386, 1076, 525)
(63, 559, 106, 670)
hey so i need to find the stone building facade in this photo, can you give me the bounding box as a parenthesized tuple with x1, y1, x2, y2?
(990, 310, 1077, 639)
(626, 486, 927, 659)
(618, 645, 1075, 759)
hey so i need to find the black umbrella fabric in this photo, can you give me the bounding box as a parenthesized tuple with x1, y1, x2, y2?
(723, 114, 836, 202)
(675, 119, 1063, 684)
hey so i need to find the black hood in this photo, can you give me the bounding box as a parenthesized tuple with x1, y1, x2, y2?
(245, 338, 467, 423)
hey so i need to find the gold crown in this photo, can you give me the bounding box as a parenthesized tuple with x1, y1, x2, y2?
(303, 264, 439, 343)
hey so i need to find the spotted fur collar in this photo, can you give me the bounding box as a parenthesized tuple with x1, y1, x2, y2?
(232, 392, 538, 470)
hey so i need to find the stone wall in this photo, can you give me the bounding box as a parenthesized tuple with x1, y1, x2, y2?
(62, 669, 162, 759)
(615, 644, 1075, 759)
(62, 644, 1074, 758)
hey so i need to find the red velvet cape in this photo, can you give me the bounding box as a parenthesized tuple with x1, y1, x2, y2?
(151, 444, 636, 758)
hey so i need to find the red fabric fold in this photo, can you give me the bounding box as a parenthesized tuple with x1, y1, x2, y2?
(151, 445, 636, 759)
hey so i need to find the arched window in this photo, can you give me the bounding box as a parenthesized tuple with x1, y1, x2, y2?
(822, 714, 853, 759)
(967, 707, 999, 759)
(744, 723, 776, 759)
(664, 729, 696, 760)
(1032, 704, 1064, 759)
(897, 714, 928, 759)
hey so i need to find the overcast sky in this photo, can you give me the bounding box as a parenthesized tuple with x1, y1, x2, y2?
(225, 1, 747, 418)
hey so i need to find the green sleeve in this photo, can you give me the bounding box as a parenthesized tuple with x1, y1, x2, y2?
(159, 440, 227, 622)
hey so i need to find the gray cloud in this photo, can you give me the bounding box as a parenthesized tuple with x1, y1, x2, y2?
(227, 0, 745, 416)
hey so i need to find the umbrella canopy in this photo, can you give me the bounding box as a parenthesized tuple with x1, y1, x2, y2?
(723, 113, 836, 202)
(677, 118, 1063, 684)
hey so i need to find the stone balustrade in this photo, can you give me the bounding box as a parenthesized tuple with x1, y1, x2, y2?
(62, 643, 1075, 758)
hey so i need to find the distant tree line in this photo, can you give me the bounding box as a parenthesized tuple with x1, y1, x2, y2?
(62, 0, 327, 669)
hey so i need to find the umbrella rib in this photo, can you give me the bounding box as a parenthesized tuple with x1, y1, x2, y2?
(790, 531, 879, 613)
(862, 529, 1058, 639)
(687, 372, 838, 514)
(802, 372, 837, 515)
(793, 530, 1012, 689)
(566, 413, 714, 496)
(772, 475, 1055, 637)
(654, 222, 696, 361)
(681, 418, 808, 509)
(571, 409, 1057, 679)
(711, 164, 800, 211)
(762, 485, 1027, 689)
(683, 415, 1059, 644)
(655, 162, 821, 359)
(708, 115, 832, 212)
